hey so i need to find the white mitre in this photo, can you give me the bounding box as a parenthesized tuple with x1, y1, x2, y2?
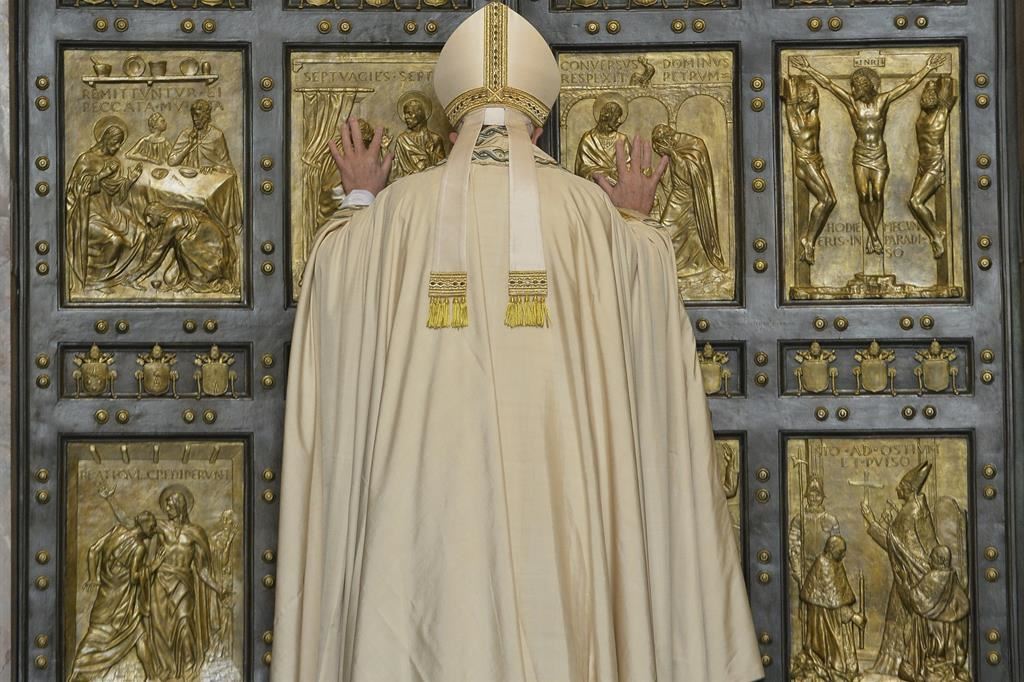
(434, 1, 560, 128)
(427, 2, 559, 329)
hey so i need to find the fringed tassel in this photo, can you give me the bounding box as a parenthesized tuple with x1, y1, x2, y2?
(427, 272, 469, 329)
(505, 270, 549, 328)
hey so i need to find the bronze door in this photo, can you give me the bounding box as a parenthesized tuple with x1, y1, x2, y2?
(11, 0, 1022, 680)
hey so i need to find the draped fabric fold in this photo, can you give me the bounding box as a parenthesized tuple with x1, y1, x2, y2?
(272, 157, 763, 682)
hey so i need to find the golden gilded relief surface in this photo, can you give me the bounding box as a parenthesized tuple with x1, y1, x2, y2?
(715, 438, 743, 550)
(554, 0, 735, 9)
(289, 51, 451, 297)
(62, 49, 245, 304)
(559, 51, 736, 302)
(786, 437, 971, 681)
(780, 47, 964, 302)
(64, 440, 245, 681)
(778, 0, 961, 5)
(62, 0, 246, 7)
(288, 0, 465, 8)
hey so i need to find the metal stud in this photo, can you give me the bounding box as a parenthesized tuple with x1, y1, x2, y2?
(261, 261, 275, 275)
(983, 485, 997, 499)
(758, 632, 772, 645)
(894, 15, 908, 29)
(202, 19, 217, 33)
(263, 574, 276, 589)
(263, 631, 274, 645)
(756, 550, 771, 563)
(753, 259, 768, 273)
(35, 353, 50, 369)
(260, 76, 274, 91)
(981, 370, 995, 384)
(987, 652, 1001, 666)
(35, 96, 50, 111)
(815, 407, 828, 421)
(813, 317, 827, 331)
(35, 156, 50, 171)
(34, 634, 49, 648)
(182, 409, 197, 424)
(183, 319, 198, 333)
(696, 319, 710, 332)
(982, 464, 997, 479)
(980, 348, 995, 363)
(36, 490, 51, 504)
(263, 489, 276, 503)
(35, 75, 50, 90)
(978, 175, 992, 189)
(807, 16, 823, 31)
(203, 409, 217, 424)
(35, 576, 50, 590)
(35, 182, 50, 196)
(35, 375, 50, 389)
(114, 17, 129, 31)
(425, 20, 439, 34)
(978, 257, 993, 271)
(318, 20, 332, 33)
(180, 18, 196, 33)
(827, 16, 842, 31)
(94, 17, 109, 32)
(260, 97, 274, 112)
(606, 20, 621, 34)
(35, 262, 49, 276)
(404, 20, 418, 34)
(754, 352, 769, 366)
(922, 405, 937, 419)
(262, 353, 275, 367)
(262, 375, 276, 389)
(899, 316, 914, 330)
(984, 546, 999, 561)
(752, 178, 766, 192)
(750, 97, 765, 112)
(761, 655, 772, 667)
(984, 567, 999, 582)
(670, 18, 686, 33)
(35, 551, 50, 565)
(33, 655, 48, 670)
(836, 407, 850, 421)
(753, 238, 767, 253)
(35, 468, 49, 483)
(750, 78, 765, 92)
(757, 571, 770, 584)
(95, 409, 110, 425)
(919, 314, 934, 330)
(975, 73, 990, 88)
(115, 409, 130, 425)
(204, 319, 218, 333)
(901, 405, 915, 420)
(585, 21, 600, 34)
(115, 320, 130, 334)
(833, 317, 848, 331)
(914, 15, 928, 28)
(262, 549, 276, 563)
(976, 154, 991, 168)
(691, 18, 706, 32)
(262, 468, 276, 482)
(338, 19, 353, 33)
(976, 94, 991, 108)
(263, 652, 273, 666)
(95, 319, 109, 334)
(754, 372, 769, 387)
(260, 156, 274, 171)
(755, 468, 770, 482)
(978, 235, 992, 249)
(755, 489, 769, 503)
(986, 629, 1001, 643)
(261, 180, 274, 194)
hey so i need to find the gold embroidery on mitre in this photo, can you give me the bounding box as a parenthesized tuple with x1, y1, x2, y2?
(427, 271, 469, 329)
(505, 270, 549, 328)
(443, 2, 551, 128)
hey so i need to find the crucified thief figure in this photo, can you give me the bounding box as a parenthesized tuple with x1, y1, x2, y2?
(782, 77, 836, 264)
(909, 76, 957, 258)
(790, 53, 947, 256)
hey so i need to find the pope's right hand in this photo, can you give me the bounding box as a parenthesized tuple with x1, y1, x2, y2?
(328, 117, 394, 197)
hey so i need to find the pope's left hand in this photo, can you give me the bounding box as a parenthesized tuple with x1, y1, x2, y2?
(328, 117, 394, 197)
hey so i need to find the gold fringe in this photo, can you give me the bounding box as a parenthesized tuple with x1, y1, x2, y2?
(505, 270, 549, 328)
(504, 295, 549, 328)
(427, 271, 468, 329)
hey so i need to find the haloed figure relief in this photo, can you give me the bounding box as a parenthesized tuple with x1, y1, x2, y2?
(786, 438, 971, 682)
(289, 51, 451, 297)
(715, 439, 743, 549)
(780, 47, 964, 302)
(66, 441, 245, 681)
(559, 51, 736, 301)
(63, 49, 245, 303)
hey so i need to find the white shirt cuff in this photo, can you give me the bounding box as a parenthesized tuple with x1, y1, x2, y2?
(333, 187, 376, 208)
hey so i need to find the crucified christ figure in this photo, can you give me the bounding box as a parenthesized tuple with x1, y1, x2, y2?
(789, 53, 948, 256)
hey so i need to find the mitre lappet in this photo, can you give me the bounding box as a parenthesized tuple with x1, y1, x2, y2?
(427, 1, 560, 329)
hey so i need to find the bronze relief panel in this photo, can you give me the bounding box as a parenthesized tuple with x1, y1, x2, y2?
(60, 1, 248, 8)
(785, 436, 972, 681)
(62, 48, 246, 304)
(779, 46, 964, 302)
(716, 437, 744, 551)
(63, 439, 246, 681)
(288, 50, 450, 298)
(558, 51, 737, 303)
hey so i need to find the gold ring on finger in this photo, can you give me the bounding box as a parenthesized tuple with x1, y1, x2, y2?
(641, 167, 653, 177)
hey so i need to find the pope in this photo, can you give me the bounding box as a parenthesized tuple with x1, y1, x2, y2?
(272, 4, 762, 681)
